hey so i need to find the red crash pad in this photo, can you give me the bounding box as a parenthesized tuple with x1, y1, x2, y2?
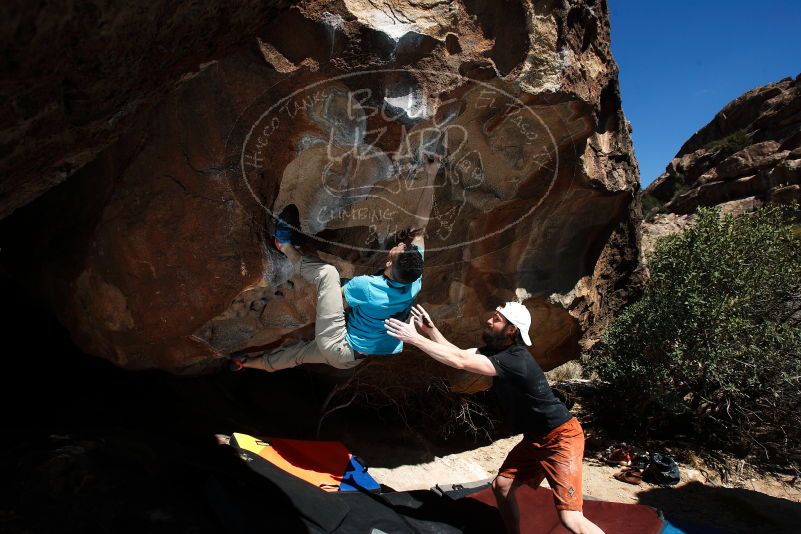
(468, 485, 664, 534)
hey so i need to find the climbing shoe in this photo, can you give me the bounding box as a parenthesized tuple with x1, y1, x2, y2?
(274, 204, 300, 246)
(228, 352, 248, 372)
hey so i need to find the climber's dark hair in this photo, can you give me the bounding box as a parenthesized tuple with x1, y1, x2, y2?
(393, 244, 424, 283)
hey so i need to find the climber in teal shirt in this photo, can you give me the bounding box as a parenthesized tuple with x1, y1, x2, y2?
(232, 151, 440, 372)
(343, 245, 424, 355)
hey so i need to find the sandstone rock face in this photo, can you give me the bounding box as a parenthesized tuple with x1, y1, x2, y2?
(0, 0, 293, 221)
(639, 213, 695, 262)
(1, 0, 639, 373)
(644, 74, 801, 217)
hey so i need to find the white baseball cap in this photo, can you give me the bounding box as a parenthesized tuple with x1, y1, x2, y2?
(496, 302, 532, 346)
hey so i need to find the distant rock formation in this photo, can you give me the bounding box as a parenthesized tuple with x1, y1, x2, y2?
(0, 0, 639, 374)
(644, 74, 801, 218)
(639, 74, 800, 264)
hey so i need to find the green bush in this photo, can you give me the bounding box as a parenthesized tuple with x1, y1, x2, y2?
(704, 128, 751, 158)
(640, 194, 665, 220)
(588, 205, 801, 465)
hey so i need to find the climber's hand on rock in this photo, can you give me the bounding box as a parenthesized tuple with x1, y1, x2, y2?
(421, 151, 442, 178)
(399, 227, 424, 246)
(407, 227, 424, 239)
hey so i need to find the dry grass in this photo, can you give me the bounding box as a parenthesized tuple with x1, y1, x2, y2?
(316, 352, 498, 440)
(545, 360, 583, 383)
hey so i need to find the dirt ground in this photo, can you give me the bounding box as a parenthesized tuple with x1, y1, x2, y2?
(365, 434, 801, 533)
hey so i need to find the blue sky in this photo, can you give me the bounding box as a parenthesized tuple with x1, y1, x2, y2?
(609, 1, 801, 187)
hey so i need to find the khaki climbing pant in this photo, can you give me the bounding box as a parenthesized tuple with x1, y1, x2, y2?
(260, 255, 360, 371)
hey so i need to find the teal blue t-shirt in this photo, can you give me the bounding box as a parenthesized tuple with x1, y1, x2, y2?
(343, 250, 423, 355)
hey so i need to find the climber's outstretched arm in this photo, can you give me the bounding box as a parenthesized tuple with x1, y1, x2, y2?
(411, 152, 442, 249)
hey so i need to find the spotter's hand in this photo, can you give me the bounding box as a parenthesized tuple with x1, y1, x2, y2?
(410, 304, 435, 334)
(384, 316, 423, 345)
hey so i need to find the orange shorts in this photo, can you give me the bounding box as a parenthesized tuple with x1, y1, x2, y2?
(498, 417, 585, 511)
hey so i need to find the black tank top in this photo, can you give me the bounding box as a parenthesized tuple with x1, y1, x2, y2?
(482, 344, 572, 437)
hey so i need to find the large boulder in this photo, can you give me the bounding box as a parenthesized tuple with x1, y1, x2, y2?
(0, 0, 293, 221)
(1, 0, 639, 373)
